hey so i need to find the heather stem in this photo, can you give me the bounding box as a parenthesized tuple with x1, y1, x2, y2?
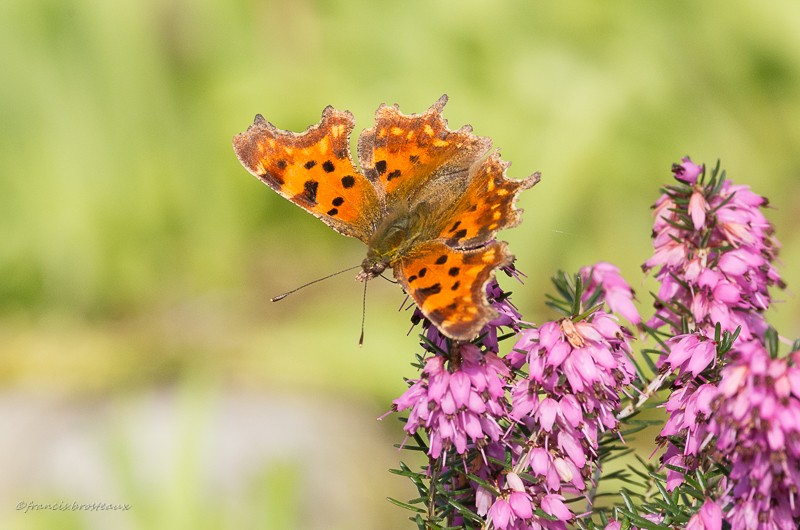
(587, 464, 603, 510)
(617, 371, 670, 420)
(427, 456, 441, 523)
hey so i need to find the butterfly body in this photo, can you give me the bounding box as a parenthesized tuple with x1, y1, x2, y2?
(360, 199, 434, 277)
(233, 95, 539, 340)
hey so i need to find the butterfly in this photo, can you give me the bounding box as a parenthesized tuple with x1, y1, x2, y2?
(232, 95, 539, 340)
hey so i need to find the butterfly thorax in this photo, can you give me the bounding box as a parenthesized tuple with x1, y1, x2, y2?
(357, 203, 427, 282)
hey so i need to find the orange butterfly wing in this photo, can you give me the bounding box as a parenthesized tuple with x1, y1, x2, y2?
(233, 107, 381, 241)
(437, 152, 540, 248)
(395, 241, 512, 340)
(357, 95, 491, 208)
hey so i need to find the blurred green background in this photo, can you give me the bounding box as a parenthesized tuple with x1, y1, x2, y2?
(2, 0, 800, 528)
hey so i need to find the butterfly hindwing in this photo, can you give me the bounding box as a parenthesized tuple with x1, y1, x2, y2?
(233, 107, 381, 241)
(438, 152, 540, 248)
(394, 240, 512, 340)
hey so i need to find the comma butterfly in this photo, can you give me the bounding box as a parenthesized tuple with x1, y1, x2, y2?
(233, 95, 539, 340)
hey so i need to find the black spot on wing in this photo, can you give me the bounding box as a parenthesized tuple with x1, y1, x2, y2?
(375, 160, 387, 175)
(332, 197, 344, 206)
(418, 267, 427, 278)
(304, 160, 316, 169)
(276, 159, 287, 169)
(453, 229, 468, 239)
(387, 169, 402, 181)
(327, 208, 338, 216)
(449, 220, 461, 233)
(448, 267, 460, 276)
(322, 160, 335, 172)
(341, 175, 355, 188)
(303, 180, 318, 204)
(435, 255, 448, 265)
(417, 283, 442, 297)
(451, 281, 460, 291)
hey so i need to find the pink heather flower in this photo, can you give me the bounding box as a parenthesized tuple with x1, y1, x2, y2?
(663, 332, 718, 377)
(475, 485, 493, 516)
(580, 262, 641, 325)
(661, 444, 687, 491)
(658, 371, 742, 486)
(398, 274, 524, 460)
(540, 494, 572, 522)
(660, 380, 716, 448)
(687, 499, 723, 530)
(483, 472, 536, 529)
(455, 441, 574, 530)
(688, 187, 710, 230)
(508, 492, 533, 519)
(394, 343, 510, 458)
(714, 183, 768, 248)
(673, 156, 703, 184)
(487, 497, 513, 529)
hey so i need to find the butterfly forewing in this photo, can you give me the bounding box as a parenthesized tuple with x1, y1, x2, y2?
(233, 107, 381, 241)
(357, 95, 491, 210)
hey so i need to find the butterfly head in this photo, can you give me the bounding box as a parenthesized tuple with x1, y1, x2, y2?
(356, 257, 388, 282)
(355, 224, 397, 282)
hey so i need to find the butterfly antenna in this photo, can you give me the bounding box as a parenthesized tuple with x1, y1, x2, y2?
(358, 280, 368, 346)
(398, 295, 410, 311)
(271, 265, 361, 302)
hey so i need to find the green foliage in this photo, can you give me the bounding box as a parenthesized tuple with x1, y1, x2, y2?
(2, 0, 800, 329)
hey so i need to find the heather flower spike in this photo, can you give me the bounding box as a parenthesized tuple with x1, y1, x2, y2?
(388, 157, 797, 530)
(644, 159, 795, 529)
(392, 341, 510, 459)
(645, 157, 782, 340)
